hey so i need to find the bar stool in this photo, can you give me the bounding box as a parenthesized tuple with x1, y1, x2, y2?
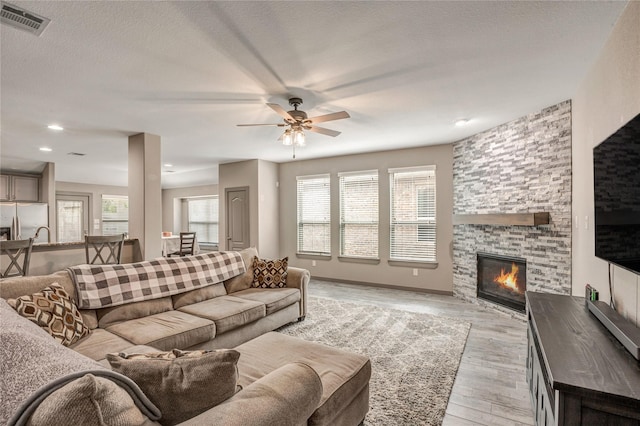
(85, 234, 125, 264)
(0, 238, 34, 278)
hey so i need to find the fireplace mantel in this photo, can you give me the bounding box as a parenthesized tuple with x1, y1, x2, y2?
(453, 212, 550, 226)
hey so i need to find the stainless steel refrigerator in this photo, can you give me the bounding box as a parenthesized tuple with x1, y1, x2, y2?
(0, 202, 49, 243)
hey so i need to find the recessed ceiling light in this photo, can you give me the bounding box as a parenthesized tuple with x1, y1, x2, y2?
(164, 163, 173, 167)
(39, 147, 52, 152)
(454, 119, 470, 127)
(47, 124, 64, 131)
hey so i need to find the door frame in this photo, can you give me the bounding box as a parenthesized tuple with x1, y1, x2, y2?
(56, 191, 92, 242)
(225, 186, 250, 251)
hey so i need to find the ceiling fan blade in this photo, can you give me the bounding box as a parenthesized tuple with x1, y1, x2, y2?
(266, 103, 295, 121)
(308, 111, 350, 124)
(236, 123, 285, 127)
(307, 125, 341, 137)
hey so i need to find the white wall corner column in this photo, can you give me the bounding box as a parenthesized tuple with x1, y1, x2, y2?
(128, 133, 162, 260)
(41, 162, 56, 243)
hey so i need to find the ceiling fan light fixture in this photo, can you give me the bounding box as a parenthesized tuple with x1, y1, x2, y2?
(282, 129, 293, 146)
(294, 129, 305, 147)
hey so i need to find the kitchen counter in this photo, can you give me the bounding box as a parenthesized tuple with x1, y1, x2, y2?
(2, 239, 142, 276)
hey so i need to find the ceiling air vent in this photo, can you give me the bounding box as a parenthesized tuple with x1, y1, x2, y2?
(1, 2, 50, 36)
(67, 152, 86, 157)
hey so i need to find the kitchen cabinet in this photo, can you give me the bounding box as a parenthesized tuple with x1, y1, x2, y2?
(0, 174, 40, 202)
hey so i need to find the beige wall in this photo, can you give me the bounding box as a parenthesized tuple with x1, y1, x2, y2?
(572, 2, 640, 325)
(218, 159, 280, 257)
(257, 161, 279, 258)
(219, 160, 260, 251)
(279, 144, 454, 294)
(161, 184, 218, 234)
(56, 181, 128, 236)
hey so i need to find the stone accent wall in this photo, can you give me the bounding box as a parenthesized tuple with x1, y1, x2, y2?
(452, 101, 572, 315)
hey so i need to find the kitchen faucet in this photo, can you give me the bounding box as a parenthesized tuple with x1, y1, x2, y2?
(34, 226, 51, 243)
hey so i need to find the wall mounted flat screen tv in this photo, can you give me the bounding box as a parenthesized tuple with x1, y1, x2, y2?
(593, 112, 640, 275)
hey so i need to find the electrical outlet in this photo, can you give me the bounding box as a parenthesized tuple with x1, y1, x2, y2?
(412, 268, 418, 276)
(312, 260, 316, 267)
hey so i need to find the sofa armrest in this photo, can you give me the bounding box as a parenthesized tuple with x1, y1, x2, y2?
(285, 267, 310, 319)
(178, 362, 322, 426)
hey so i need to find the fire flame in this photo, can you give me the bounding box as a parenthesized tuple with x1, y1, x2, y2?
(494, 263, 521, 292)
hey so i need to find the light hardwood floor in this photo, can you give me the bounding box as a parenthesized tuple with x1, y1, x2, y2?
(309, 279, 534, 426)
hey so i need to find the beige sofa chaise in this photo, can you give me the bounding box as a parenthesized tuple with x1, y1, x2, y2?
(0, 248, 371, 426)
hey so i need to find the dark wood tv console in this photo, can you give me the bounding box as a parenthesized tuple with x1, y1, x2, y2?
(526, 292, 640, 425)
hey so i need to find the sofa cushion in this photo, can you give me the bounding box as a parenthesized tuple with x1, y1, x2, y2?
(0, 270, 98, 329)
(232, 288, 300, 315)
(106, 311, 215, 351)
(172, 282, 227, 309)
(179, 362, 322, 426)
(107, 349, 240, 426)
(224, 247, 259, 294)
(8, 282, 91, 346)
(252, 257, 288, 288)
(0, 299, 160, 426)
(69, 328, 136, 361)
(236, 332, 371, 426)
(97, 297, 174, 329)
(27, 374, 160, 426)
(178, 295, 265, 334)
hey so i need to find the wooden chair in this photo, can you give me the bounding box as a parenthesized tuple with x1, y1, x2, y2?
(85, 234, 125, 265)
(168, 232, 196, 257)
(1, 238, 34, 278)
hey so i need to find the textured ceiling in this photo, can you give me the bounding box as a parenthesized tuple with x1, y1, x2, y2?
(0, 1, 627, 188)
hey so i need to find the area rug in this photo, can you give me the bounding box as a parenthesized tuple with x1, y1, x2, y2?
(278, 296, 471, 425)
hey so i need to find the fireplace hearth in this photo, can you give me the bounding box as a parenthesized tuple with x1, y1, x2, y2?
(477, 253, 527, 312)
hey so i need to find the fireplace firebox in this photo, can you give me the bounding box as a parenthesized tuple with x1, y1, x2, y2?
(477, 253, 526, 312)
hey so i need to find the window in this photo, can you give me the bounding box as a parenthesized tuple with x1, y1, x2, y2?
(101, 195, 128, 236)
(297, 174, 330, 255)
(187, 197, 218, 245)
(339, 171, 378, 258)
(389, 166, 436, 262)
(56, 193, 89, 242)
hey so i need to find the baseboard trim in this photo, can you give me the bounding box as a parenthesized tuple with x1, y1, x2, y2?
(312, 276, 453, 296)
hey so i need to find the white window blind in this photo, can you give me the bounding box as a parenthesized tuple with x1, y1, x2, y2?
(297, 174, 331, 255)
(101, 195, 128, 236)
(389, 166, 436, 262)
(339, 171, 378, 258)
(187, 197, 218, 244)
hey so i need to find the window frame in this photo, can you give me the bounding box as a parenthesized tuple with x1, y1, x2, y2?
(296, 174, 331, 257)
(388, 165, 437, 265)
(185, 196, 219, 246)
(338, 170, 379, 260)
(101, 194, 129, 236)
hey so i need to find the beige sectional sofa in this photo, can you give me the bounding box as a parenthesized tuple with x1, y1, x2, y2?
(0, 248, 371, 426)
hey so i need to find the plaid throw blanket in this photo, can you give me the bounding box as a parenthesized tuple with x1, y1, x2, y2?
(69, 252, 245, 309)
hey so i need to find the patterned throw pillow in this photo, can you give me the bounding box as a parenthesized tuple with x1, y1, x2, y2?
(252, 256, 288, 288)
(107, 349, 240, 426)
(119, 348, 211, 360)
(8, 282, 91, 346)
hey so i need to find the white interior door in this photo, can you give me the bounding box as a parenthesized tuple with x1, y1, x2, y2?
(226, 187, 249, 251)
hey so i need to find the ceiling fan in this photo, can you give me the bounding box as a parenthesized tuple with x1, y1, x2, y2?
(237, 97, 350, 151)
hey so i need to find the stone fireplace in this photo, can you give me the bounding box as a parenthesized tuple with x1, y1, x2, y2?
(477, 253, 527, 312)
(452, 101, 573, 315)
